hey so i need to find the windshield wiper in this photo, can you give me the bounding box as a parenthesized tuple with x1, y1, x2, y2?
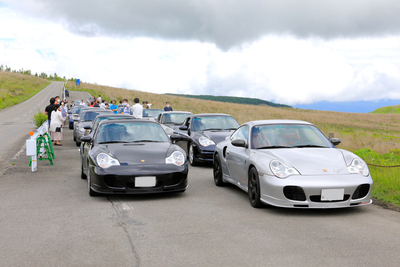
(256, 145, 294, 149)
(132, 140, 162, 142)
(291, 144, 328, 148)
(98, 141, 129, 144)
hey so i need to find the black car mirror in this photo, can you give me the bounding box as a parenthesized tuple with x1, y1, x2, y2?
(330, 138, 341, 146)
(81, 136, 92, 143)
(179, 126, 188, 131)
(170, 134, 181, 141)
(84, 125, 92, 130)
(231, 139, 246, 148)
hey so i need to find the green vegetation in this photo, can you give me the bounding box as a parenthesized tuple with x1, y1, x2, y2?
(165, 93, 293, 108)
(371, 105, 400, 114)
(0, 71, 50, 111)
(33, 109, 48, 127)
(354, 148, 400, 207)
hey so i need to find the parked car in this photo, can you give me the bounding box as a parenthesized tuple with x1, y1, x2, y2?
(174, 113, 239, 166)
(73, 108, 112, 146)
(68, 105, 85, 129)
(157, 111, 192, 129)
(142, 109, 163, 120)
(80, 119, 188, 196)
(213, 120, 373, 209)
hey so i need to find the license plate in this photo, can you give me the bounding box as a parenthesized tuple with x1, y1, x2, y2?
(135, 176, 156, 187)
(321, 189, 344, 201)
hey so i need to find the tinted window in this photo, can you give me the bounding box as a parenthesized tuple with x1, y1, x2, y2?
(191, 116, 239, 131)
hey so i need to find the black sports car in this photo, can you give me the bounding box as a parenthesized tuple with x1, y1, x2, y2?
(80, 119, 188, 196)
(174, 113, 239, 166)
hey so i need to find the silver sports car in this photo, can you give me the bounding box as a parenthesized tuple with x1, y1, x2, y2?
(213, 120, 373, 209)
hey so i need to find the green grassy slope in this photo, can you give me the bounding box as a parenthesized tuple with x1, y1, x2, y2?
(371, 105, 400, 114)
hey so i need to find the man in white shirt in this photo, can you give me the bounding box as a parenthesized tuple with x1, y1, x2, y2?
(131, 98, 143, 118)
(79, 99, 86, 106)
(99, 100, 106, 109)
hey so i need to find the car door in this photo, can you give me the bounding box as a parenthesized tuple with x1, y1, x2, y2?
(226, 125, 250, 186)
(175, 117, 191, 154)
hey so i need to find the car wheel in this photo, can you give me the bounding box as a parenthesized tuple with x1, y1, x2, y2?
(87, 167, 98, 197)
(188, 143, 198, 166)
(248, 167, 263, 208)
(81, 161, 87, 179)
(213, 154, 225, 186)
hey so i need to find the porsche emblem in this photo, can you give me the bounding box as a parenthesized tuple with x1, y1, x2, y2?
(141, 160, 145, 163)
(323, 169, 328, 172)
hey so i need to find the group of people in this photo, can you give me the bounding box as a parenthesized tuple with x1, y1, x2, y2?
(44, 96, 68, 146)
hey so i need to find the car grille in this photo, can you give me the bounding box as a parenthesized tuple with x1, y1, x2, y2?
(283, 186, 306, 201)
(310, 194, 350, 202)
(103, 174, 182, 188)
(352, 184, 370, 199)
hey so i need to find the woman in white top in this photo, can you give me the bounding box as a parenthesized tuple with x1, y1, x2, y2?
(50, 104, 64, 146)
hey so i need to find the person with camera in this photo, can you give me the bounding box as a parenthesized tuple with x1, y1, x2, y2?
(50, 104, 64, 146)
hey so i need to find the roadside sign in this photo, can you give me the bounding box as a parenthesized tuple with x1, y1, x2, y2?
(76, 79, 80, 86)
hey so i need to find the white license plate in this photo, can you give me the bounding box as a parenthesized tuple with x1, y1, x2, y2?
(135, 176, 156, 187)
(321, 189, 344, 201)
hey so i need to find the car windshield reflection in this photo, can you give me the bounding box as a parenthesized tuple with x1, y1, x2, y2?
(192, 116, 239, 131)
(97, 122, 170, 144)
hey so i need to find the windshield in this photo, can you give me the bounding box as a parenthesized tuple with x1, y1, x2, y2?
(161, 113, 191, 125)
(191, 116, 239, 131)
(143, 109, 163, 117)
(92, 116, 132, 132)
(251, 124, 332, 149)
(97, 122, 170, 143)
(73, 106, 83, 114)
(82, 112, 104, 122)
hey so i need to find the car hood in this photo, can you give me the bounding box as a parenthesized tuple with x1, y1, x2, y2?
(99, 142, 171, 165)
(260, 148, 350, 175)
(200, 130, 233, 144)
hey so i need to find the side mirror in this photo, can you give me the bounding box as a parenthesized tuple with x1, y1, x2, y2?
(84, 125, 92, 130)
(170, 134, 181, 141)
(80, 136, 92, 143)
(231, 139, 246, 148)
(179, 126, 188, 131)
(330, 138, 341, 146)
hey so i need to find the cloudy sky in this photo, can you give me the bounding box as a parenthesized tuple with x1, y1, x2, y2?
(1, 0, 400, 106)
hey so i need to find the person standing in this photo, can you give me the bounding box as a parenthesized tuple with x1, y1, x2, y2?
(44, 97, 56, 128)
(164, 102, 173, 111)
(79, 99, 86, 106)
(50, 104, 64, 146)
(60, 101, 68, 125)
(100, 100, 106, 109)
(110, 100, 118, 114)
(132, 98, 143, 118)
(122, 99, 131, 115)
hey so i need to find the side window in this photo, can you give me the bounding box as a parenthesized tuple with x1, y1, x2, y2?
(231, 125, 249, 141)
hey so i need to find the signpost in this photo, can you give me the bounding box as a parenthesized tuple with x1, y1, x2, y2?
(76, 79, 80, 86)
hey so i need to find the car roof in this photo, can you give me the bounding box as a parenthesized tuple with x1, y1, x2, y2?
(97, 118, 159, 126)
(94, 114, 132, 118)
(190, 113, 233, 118)
(161, 111, 192, 115)
(245, 120, 314, 127)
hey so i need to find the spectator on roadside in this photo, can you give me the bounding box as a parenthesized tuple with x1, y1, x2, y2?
(60, 101, 68, 125)
(132, 98, 143, 118)
(105, 103, 110, 110)
(94, 100, 100, 107)
(122, 99, 131, 114)
(55, 96, 61, 104)
(164, 102, 173, 111)
(143, 100, 156, 109)
(100, 99, 106, 109)
(79, 99, 86, 106)
(89, 101, 94, 107)
(110, 100, 118, 114)
(50, 104, 64, 146)
(44, 97, 56, 128)
(98, 95, 102, 102)
(70, 100, 75, 107)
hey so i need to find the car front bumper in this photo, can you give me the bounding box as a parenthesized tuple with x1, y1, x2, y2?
(259, 173, 373, 209)
(89, 164, 189, 194)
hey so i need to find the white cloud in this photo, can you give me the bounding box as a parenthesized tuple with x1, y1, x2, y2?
(1, 5, 400, 106)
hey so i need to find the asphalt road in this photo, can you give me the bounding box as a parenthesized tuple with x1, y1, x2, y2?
(0, 81, 64, 171)
(1, 89, 400, 266)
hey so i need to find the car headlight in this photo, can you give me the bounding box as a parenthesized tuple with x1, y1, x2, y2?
(163, 126, 175, 136)
(270, 160, 300, 178)
(348, 158, 369, 176)
(165, 151, 185, 166)
(199, 136, 215, 147)
(96, 153, 120, 168)
(79, 127, 85, 133)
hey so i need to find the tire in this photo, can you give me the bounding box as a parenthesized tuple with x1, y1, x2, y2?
(81, 161, 87, 179)
(188, 143, 199, 166)
(87, 167, 99, 197)
(248, 167, 263, 208)
(213, 154, 225, 186)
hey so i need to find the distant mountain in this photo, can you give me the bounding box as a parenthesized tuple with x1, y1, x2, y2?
(165, 94, 293, 108)
(295, 100, 400, 113)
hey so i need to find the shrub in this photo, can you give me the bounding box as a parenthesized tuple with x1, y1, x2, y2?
(33, 109, 48, 127)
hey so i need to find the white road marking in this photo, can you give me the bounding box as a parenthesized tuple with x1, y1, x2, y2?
(13, 143, 26, 160)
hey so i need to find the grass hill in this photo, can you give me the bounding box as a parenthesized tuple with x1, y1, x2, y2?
(165, 94, 292, 108)
(0, 71, 50, 110)
(371, 105, 400, 114)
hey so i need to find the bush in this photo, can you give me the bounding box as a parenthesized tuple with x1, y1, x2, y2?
(33, 109, 48, 127)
